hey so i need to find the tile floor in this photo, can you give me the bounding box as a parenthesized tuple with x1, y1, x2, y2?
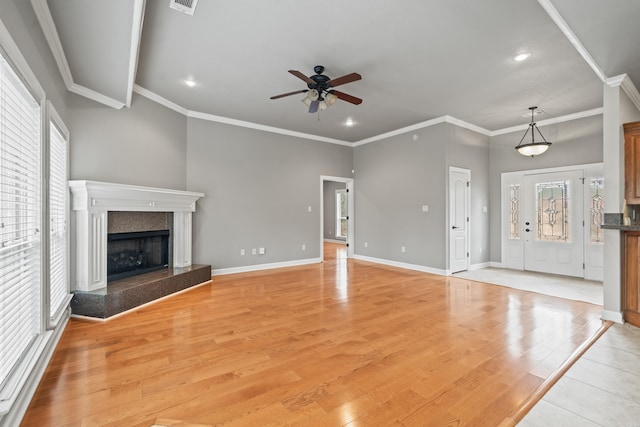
(453, 267, 603, 305)
(518, 323, 640, 426)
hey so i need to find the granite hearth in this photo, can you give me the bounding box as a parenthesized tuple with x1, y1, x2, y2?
(71, 264, 211, 319)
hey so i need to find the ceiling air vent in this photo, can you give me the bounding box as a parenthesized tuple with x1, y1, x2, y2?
(169, 0, 199, 15)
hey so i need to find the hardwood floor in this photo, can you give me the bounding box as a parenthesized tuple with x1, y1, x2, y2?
(22, 246, 604, 426)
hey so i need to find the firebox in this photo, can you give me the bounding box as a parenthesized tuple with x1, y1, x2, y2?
(107, 229, 170, 281)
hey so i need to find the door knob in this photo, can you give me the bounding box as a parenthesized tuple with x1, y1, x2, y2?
(525, 228, 530, 232)
(452, 226, 459, 229)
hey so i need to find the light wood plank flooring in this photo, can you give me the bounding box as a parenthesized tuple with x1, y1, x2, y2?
(21, 244, 604, 426)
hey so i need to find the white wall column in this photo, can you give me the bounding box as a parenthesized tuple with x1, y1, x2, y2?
(602, 82, 624, 322)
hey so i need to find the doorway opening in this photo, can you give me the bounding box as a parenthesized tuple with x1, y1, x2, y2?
(320, 176, 354, 262)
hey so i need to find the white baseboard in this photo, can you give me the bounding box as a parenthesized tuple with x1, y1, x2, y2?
(601, 310, 624, 324)
(469, 262, 491, 271)
(324, 238, 346, 244)
(490, 261, 504, 268)
(212, 258, 321, 276)
(353, 254, 447, 276)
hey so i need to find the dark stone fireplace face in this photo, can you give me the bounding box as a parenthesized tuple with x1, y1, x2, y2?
(107, 230, 170, 281)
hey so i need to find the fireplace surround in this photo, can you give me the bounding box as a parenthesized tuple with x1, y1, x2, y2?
(69, 181, 205, 292)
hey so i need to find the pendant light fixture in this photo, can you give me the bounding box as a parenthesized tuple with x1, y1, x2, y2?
(515, 106, 551, 157)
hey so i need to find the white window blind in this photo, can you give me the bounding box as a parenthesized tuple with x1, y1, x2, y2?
(48, 118, 68, 323)
(0, 51, 42, 388)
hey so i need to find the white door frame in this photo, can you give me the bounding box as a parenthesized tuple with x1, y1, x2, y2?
(320, 176, 354, 261)
(449, 167, 470, 274)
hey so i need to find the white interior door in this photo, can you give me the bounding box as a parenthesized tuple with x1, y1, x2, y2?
(449, 167, 470, 273)
(522, 170, 584, 277)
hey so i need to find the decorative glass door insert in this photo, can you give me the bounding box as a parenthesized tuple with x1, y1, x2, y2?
(535, 180, 570, 242)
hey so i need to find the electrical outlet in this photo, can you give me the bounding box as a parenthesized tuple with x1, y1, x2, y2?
(259, 247, 265, 255)
(401, 246, 406, 253)
(364, 242, 368, 248)
(252, 248, 256, 255)
(240, 249, 245, 256)
(302, 244, 306, 251)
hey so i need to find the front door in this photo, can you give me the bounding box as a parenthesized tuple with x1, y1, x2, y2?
(522, 170, 584, 277)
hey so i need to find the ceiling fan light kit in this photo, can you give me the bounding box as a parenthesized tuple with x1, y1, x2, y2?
(515, 106, 552, 157)
(271, 65, 362, 114)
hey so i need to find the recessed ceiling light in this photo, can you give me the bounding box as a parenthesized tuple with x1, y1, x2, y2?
(513, 53, 531, 62)
(183, 78, 198, 87)
(345, 118, 355, 127)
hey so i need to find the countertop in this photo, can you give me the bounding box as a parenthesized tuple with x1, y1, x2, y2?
(601, 223, 640, 231)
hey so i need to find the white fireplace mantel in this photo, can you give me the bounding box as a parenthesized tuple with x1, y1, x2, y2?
(69, 180, 204, 291)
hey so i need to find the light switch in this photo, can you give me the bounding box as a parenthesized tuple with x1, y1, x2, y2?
(422, 205, 429, 212)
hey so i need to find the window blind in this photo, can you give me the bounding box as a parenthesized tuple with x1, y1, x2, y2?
(0, 51, 41, 388)
(48, 119, 68, 323)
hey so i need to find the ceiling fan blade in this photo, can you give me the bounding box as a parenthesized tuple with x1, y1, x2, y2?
(331, 90, 363, 105)
(288, 70, 314, 85)
(270, 89, 308, 100)
(327, 72, 361, 88)
(308, 99, 319, 113)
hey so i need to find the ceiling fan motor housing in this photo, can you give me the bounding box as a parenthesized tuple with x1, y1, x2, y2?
(308, 73, 331, 92)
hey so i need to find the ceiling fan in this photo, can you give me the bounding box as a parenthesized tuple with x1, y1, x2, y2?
(270, 65, 362, 113)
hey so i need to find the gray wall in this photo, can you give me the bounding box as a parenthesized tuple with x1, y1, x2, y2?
(488, 114, 604, 263)
(353, 124, 449, 269)
(323, 181, 346, 239)
(186, 118, 353, 269)
(68, 93, 188, 189)
(354, 122, 489, 271)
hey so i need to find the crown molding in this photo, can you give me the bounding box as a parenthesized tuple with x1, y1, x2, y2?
(353, 117, 448, 147)
(187, 111, 353, 147)
(444, 116, 491, 136)
(537, 0, 607, 82)
(607, 74, 640, 112)
(133, 84, 351, 146)
(135, 84, 602, 146)
(352, 116, 491, 147)
(490, 108, 603, 136)
(133, 84, 189, 116)
(125, 0, 146, 108)
(69, 83, 125, 109)
(32, 0, 128, 109)
(30, 0, 74, 88)
(133, 84, 188, 115)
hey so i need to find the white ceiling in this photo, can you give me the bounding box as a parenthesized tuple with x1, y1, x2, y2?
(33, 0, 640, 143)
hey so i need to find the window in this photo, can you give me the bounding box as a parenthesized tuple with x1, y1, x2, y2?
(590, 177, 604, 244)
(48, 106, 70, 325)
(0, 50, 42, 389)
(535, 180, 570, 242)
(335, 189, 347, 239)
(508, 184, 520, 239)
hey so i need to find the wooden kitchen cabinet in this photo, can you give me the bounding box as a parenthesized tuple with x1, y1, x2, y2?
(624, 121, 640, 204)
(623, 231, 640, 327)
